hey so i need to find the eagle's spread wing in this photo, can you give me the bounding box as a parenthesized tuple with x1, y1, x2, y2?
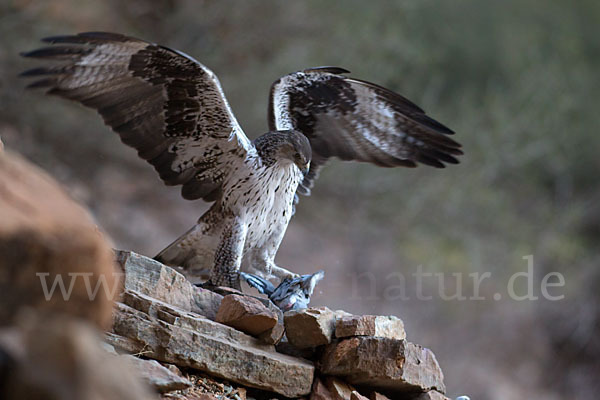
(268, 67, 462, 195)
(21, 32, 254, 201)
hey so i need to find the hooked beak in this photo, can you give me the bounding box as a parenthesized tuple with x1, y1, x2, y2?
(300, 162, 310, 176)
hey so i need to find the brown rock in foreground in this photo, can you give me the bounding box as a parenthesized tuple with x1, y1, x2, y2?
(0, 151, 119, 330)
(127, 356, 193, 393)
(335, 315, 405, 340)
(0, 311, 154, 400)
(320, 337, 445, 394)
(113, 290, 314, 397)
(216, 294, 278, 336)
(284, 307, 337, 348)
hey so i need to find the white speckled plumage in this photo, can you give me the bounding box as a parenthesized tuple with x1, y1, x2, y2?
(155, 139, 306, 288)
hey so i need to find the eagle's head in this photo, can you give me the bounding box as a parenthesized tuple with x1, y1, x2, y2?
(255, 130, 312, 175)
(283, 129, 312, 175)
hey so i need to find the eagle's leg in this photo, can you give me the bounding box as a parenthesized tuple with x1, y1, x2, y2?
(208, 218, 247, 290)
(246, 237, 299, 282)
(269, 264, 299, 281)
(246, 257, 299, 282)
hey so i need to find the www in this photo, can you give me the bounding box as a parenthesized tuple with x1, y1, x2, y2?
(36, 272, 121, 301)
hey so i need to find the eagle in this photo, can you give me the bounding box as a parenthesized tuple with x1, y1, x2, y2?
(21, 32, 462, 289)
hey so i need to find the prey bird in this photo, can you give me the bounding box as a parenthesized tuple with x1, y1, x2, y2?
(241, 270, 325, 311)
(21, 32, 462, 289)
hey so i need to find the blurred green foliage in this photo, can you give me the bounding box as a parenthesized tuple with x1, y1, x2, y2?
(1, 1, 599, 398)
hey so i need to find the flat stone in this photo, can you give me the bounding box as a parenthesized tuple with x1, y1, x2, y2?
(210, 286, 244, 297)
(127, 356, 192, 393)
(105, 331, 146, 354)
(112, 290, 314, 397)
(115, 250, 223, 320)
(335, 315, 405, 340)
(215, 294, 277, 336)
(284, 307, 337, 348)
(191, 287, 224, 321)
(320, 337, 445, 394)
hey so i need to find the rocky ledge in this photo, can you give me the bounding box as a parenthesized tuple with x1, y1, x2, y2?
(110, 250, 449, 400)
(0, 150, 450, 400)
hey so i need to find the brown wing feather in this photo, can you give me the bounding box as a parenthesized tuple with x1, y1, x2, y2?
(269, 67, 462, 195)
(21, 32, 254, 201)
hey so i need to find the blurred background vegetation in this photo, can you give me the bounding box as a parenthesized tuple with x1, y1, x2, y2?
(1, 0, 599, 398)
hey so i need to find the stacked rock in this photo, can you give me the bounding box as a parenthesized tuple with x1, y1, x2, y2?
(111, 250, 450, 400)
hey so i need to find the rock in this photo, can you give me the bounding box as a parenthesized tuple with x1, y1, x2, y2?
(320, 337, 445, 394)
(0, 310, 155, 400)
(116, 250, 223, 320)
(0, 151, 120, 330)
(324, 376, 356, 399)
(335, 315, 405, 340)
(118, 290, 274, 350)
(163, 394, 219, 400)
(191, 287, 224, 321)
(232, 387, 247, 400)
(105, 331, 146, 354)
(103, 342, 118, 355)
(284, 307, 337, 348)
(412, 391, 451, 400)
(310, 377, 335, 400)
(351, 391, 369, 400)
(258, 320, 285, 345)
(165, 363, 185, 377)
(112, 290, 314, 397)
(262, 297, 285, 325)
(216, 294, 278, 336)
(210, 285, 244, 297)
(369, 392, 391, 400)
(276, 339, 318, 360)
(127, 356, 193, 393)
(213, 285, 285, 319)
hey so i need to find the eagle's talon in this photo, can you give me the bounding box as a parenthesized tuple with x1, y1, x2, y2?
(241, 270, 325, 311)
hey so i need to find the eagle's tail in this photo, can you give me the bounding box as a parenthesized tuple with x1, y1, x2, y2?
(154, 224, 210, 276)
